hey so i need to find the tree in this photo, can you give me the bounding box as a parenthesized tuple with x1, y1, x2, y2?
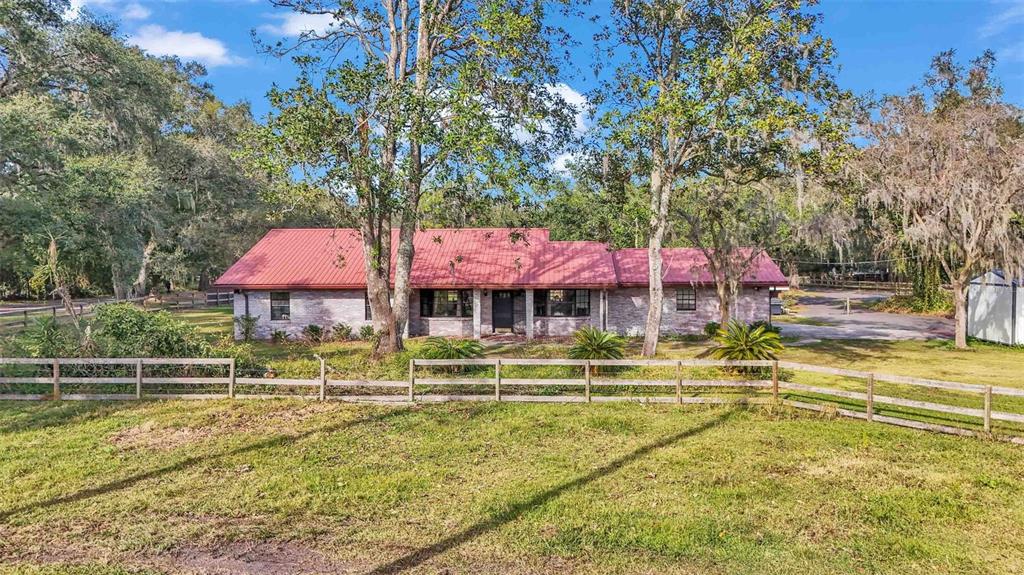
(1, 7, 275, 301)
(597, 0, 842, 355)
(252, 0, 575, 355)
(860, 51, 1024, 348)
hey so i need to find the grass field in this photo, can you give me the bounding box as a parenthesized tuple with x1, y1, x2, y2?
(2, 400, 1024, 574)
(2, 309, 1024, 573)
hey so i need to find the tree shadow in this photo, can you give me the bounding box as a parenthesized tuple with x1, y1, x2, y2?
(0, 400, 142, 435)
(366, 409, 737, 575)
(787, 339, 902, 363)
(0, 405, 412, 523)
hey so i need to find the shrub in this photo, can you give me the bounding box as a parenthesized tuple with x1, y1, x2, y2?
(358, 324, 375, 341)
(94, 303, 209, 357)
(750, 320, 781, 334)
(234, 314, 259, 342)
(302, 324, 326, 344)
(703, 321, 720, 338)
(271, 329, 289, 344)
(419, 337, 485, 360)
(568, 326, 626, 360)
(332, 322, 353, 341)
(710, 320, 784, 361)
(17, 317, 78, 358)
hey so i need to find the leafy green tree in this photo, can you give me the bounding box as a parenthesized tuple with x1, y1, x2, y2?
(597, 0, 845, 356)
(250, 0, 576, 356)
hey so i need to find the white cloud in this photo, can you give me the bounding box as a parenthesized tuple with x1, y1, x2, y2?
(123, 2, 151, 21)
(129, 24, 244, 67)
(551, 151, 578, 174)
(980, 2, 1024, 38)
(1000, 41, 1024, 62)
(67, 0, 116, 19)
(548, 82, 589, 135)
(260, 12, 339, 36)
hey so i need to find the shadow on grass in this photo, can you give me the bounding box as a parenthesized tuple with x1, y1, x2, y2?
(366, 409, 738, 575)
(0, 401, 142, 435)
(0, 405, 411, 523)
(786, 339, 901, 363)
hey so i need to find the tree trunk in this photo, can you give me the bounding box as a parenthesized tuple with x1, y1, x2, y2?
(130, 238, 157, 299)
(952, 278, 968, 349)
(360, 222, 401, 357)
(642, 157, 669, 357)
(787, 262, 801, 289)
(716, 281, 731, 326)
(392, 209, 417, 342)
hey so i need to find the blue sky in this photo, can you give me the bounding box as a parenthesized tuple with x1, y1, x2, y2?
(72, 0, 1024, 120)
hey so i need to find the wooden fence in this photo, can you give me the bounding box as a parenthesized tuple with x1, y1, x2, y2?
(798, 276, 913, 292)
(0, 357, 1021, 444)
(0, 292, 229, 335)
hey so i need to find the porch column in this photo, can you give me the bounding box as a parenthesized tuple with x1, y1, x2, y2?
(525, 289, 534, 340)
(601, 289, 608, 330)
(472, 289, 482, 339)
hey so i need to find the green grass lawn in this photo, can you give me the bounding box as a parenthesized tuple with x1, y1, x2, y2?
(1, 401, 1022, 574)
(158, 307, 1024, 436)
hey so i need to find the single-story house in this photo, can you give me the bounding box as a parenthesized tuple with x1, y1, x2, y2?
(214, 228, 787, 340)
(968, 270, 1023, 345)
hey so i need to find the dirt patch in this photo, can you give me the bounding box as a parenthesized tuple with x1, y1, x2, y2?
(109, 419, 217, 451)
(108, 403, 344, 451)
(163, 541, 350, 575)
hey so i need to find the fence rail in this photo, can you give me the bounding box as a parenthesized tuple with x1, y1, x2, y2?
(0, 356, 1020, 444)
(0, 292, 231, 335)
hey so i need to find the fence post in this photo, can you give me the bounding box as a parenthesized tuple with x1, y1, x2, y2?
(51, 359, 60, 400)
(495, 359, 501, 401)
(984, 385, 993, 434)
(319, 357, 327, 401)
(135, 358, 143, 399)
(866, 373, 875, 422)
(584, 361, 592, 402)
(771, 360, 779, 403)
(408, 359, 415, 402)
(23, 310, 28, 328)
(228, 358, 236, 399)
(675, 361, 683, 405)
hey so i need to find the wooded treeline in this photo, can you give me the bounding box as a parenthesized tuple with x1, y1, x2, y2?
(2, 0, 1022, 352)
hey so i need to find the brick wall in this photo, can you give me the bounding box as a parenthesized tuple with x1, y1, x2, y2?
(234, 290, 371, 340)
(606, 287, 768, 336)
(234, 286, 772, 340)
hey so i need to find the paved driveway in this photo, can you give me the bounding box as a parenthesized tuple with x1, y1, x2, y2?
(776, 288, 954, 341)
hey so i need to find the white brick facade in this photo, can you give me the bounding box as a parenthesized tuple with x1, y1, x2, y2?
(606, 287, 767, 336)
(233, 286, 771, 340)
(233, 290, 372, 340)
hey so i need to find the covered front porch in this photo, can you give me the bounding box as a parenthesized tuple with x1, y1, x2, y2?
(411, 288, 607, 339)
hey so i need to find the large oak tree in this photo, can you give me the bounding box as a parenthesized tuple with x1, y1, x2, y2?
(252, 0, 575, 355)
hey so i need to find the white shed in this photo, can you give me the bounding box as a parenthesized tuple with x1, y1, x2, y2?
(968, 271, 1023, 345)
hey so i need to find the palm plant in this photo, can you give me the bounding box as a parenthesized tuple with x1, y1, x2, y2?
(569, 326, 626, 373)
(419, 337, 485, 360)
(710, 320, 784, 361)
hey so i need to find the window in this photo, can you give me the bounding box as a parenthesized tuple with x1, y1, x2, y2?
(270, 292, 290, 320)
(676, 287, 696, 312)
(419, 290, 473, 318)
(534, 289, 590, 317)
(364, 292, 372, 321)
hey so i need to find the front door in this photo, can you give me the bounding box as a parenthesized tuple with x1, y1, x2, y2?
(492, 290, 514, 332)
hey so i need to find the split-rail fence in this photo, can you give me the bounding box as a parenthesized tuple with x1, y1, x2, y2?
(0, 356, 1021, 444)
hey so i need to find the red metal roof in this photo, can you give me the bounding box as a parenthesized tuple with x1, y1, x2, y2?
(611, 248, 787, 286)
(214, 228, 787, 289)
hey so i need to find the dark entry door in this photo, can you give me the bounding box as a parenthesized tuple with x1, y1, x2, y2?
(492, 290, 514, 331)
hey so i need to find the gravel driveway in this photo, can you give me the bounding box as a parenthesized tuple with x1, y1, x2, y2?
(776, 288, 954, 341)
